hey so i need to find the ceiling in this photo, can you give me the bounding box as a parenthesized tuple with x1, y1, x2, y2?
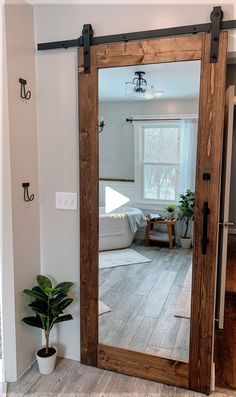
(99, 61, 201, 102)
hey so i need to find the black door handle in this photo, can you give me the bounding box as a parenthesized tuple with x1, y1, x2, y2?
(201, 202, 210, 255)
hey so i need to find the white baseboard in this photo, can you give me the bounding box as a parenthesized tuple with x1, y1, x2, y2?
(10, 358, 37, 384)
(0, 382, 7, 397)
(0, 359, 6, 397)
(211, 361, 215, 391)
(0, 359, 5, 383)
(18, 359, 37, 380)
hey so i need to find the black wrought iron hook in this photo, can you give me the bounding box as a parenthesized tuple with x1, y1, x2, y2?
(98, 120, 105, 133)
(22, 183, 34, 202)
(19, 78, 31, 100)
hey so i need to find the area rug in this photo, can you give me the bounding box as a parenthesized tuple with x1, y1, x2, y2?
(174, 266, 192, 319)
(99, 248, 151, 269)
(99, 300, 111, 315)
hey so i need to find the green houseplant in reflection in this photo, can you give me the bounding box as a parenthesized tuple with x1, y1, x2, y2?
(22, 275, 74, 375)
(165, 204, 176, 219)
(178, 189, 195, 249)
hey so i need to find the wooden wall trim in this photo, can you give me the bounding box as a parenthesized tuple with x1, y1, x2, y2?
(99, 178, 135, 183)
(79, 46, 99, 366)
(189, 31, 228, 395)
(78, 36, 203, 70)
(98, 344, 189, 389)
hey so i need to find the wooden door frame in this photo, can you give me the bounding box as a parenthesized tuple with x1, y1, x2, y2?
(78, 32, 228, 395)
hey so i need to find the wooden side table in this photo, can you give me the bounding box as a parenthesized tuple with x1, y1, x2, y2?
(145, 218, 177, 249)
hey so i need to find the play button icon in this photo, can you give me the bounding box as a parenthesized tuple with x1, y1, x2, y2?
(105, 186, 130, 214)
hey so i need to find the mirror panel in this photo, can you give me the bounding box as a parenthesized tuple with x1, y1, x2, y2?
(98, 61, 201, 362)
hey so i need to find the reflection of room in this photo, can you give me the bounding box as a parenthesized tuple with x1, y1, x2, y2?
(98, 61, 200, 362)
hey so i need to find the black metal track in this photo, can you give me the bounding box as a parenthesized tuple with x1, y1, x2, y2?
(38, 38, 81, 50)
(38, 19, 236, 51)
(126, 118, 181, 123)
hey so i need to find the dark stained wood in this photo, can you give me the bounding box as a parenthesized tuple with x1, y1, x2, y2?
(95, 35, 203, 69)
(145, 218, 176, 249)
(215, 235, 236, 390)
(215, 292, 236, 390)
(189, 32, 228, 395)
(98, 344, 189, 389)
(79, 32, 228, 394)
(78, 45, 99, 366)
(99, 178, 134, 182)
(226, 234, 236, 293)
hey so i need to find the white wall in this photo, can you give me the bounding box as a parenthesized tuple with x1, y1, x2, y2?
(35, 49, 80, 361)
(226, 65, 236, 229)
(1, 6, 17, 382)
(34, 4, 236, 362)
(3, 2, 41, 381)
(99, 99, 199, 180)
(34, 4, 236, 54)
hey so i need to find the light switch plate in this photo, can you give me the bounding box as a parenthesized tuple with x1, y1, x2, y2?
(56, 192, 77, 210)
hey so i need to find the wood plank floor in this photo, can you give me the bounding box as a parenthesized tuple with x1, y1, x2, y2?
(99, 242, 192, 362)
(8, 358, 234, 396)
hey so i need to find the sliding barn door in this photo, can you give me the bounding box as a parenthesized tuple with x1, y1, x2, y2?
(79, 32, 228, 395)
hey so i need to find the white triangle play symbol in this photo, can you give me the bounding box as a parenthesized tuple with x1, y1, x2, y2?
(105, 186, 130, 214)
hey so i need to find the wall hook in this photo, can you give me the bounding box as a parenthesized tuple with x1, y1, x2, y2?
(98, 120, 105, 133)
(19, 78, 31, 100)
(22, 183, 34, 202)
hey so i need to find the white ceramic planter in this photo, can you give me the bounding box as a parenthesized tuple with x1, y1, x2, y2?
(36, 347, 57, 375)
(166, 212, 175, 220)
(179, 237, 192, 249)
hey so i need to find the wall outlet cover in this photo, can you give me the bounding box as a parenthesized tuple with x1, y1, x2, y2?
(56, 192, 77, 210)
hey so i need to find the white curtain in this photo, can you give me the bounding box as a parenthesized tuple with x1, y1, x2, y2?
(176, 119, 198, 240)
(179, 119, 198, 194)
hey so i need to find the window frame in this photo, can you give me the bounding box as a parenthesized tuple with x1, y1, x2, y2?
(133, 115, 198, 208)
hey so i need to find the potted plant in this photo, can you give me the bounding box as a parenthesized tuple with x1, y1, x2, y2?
(22, 275, 74, 375)
(165, 204, 176, 220)
(178, 189, 195, 249)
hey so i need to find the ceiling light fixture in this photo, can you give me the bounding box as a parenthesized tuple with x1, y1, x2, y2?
(125, 71, 164, 100)
(130, 71, 147, 93)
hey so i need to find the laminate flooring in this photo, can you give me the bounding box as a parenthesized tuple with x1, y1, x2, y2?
(99, 242, 192, 362)
(8, 357, 234, 396)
